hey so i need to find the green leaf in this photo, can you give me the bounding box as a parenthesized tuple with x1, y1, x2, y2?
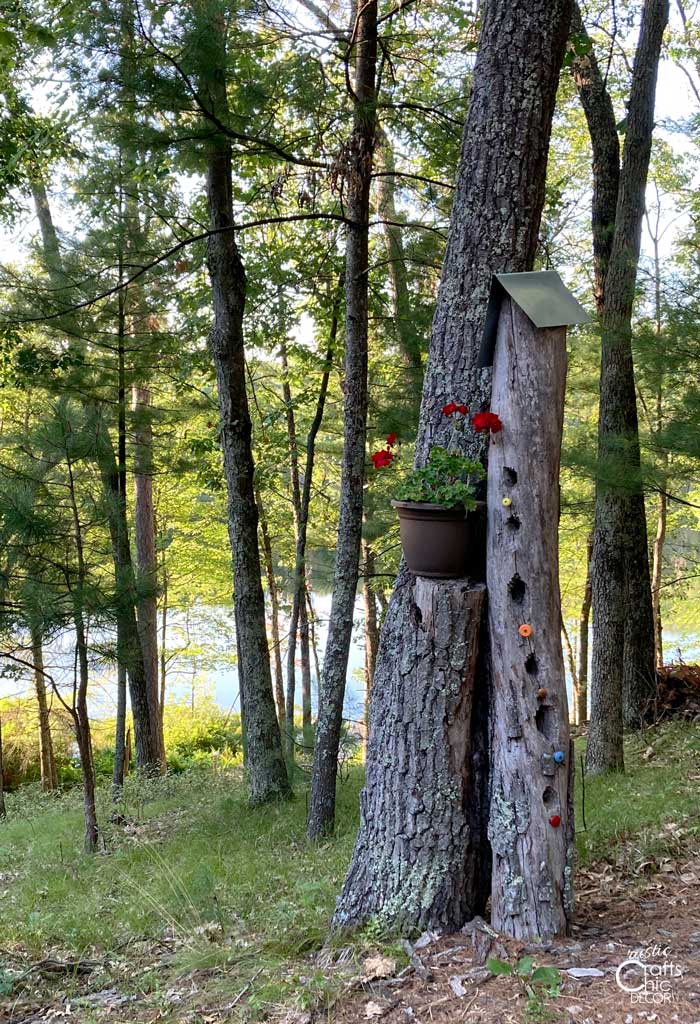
(516, 955, 535, 977)
(486, 958, 513, 976)
(531, 966, 560, 985)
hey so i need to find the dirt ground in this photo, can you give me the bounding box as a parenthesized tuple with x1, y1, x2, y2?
(326, 855, 700, 1024)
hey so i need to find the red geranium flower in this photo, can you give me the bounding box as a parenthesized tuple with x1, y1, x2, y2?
(442, 401, 458, 416)
(471, 411, 503, 434)
(371, 448, 395, 469)
(386, 432, 397, 447)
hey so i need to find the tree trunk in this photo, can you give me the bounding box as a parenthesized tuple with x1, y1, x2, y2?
(577, 533, 593, 725)
(159, 561, 168, 712)
(335, 580, 487, 930)
(561, 616, 579, 724)
(256, 487, 286, 729)
(307, 0, 377, 841)
(201, 14, 290, 804)
(486, 301, 574, 940)
(586, 0, 668, 771)
(281, 334, 304, 757)
(66, 453, 99, 853)
(29, 170, 161, 777)
(94, 417, 164, 775)
(375, 127, 422, 376)
(0, 714, 6, 819)
(282, 303, 337, 757)
(113, 642, 127, 797)
(335, 0, 572, 927)
(31, 626, 58, 790)
(132, 385, 165, 764)
(361, 540, 379, 756)
(651, 491, 666, 670)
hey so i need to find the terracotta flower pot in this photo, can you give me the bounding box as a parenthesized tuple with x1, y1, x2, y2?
(391, 500, 471, 579)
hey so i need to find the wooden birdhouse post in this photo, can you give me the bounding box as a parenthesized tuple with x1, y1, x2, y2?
(482, 272, 589, 940)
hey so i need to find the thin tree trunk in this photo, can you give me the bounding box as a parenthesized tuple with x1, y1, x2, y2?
(66, 452, 99, 853)
(306, 581, 321, 700)
(29, 171, 161, 777)
(0, 714, 6, 819)
(281, 335, 304, 756)
(361, 541, 378, 756)
(307, 0, 377, 840)
(335, 0, 572, 927)
(200, 10, 290, 803)
(31, 626, 58, 790)
(577, 533, 593, 725)
(652, 490, 666, 670)
(561, 615, 579, 724)
(285, 297, 338, 753)
(256, 486, 286, 728)
(375, 127, 422, 375)
(159, 561, 168, 712)
(586, 0, 668, 770)
(112, 651, 127, 797)
(132, 384, 165, 763)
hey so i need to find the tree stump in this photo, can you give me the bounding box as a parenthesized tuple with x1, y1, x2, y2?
(486, 298, 574, 939)
(333, 574, 489, 931)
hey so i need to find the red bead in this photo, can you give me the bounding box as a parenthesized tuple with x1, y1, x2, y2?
(549, 814, 561, 828)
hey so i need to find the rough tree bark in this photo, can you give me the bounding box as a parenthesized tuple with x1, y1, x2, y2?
(487, 300, 574, 940)
(307, 0, 377, 840)
(201, 12, 290, 803)
(66, 450, 99, 852)
(29, 172, 162, 776)
(284, 292, 339, 759)
(585, 0, 668, 771)
(132, 385, 165, 765)
(256, 488, 286, 730)
(577, 533, 593, 724)
(30, 626, 58, 790)
(361, 540, 379, 756)
(0, 714, 6, 819)
(334, 0, 572, 927)
(280, 336, 312, 753)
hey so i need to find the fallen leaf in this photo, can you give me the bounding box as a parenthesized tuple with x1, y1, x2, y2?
(365, 1000, 386, 1018)
(361, 955, 396, 981)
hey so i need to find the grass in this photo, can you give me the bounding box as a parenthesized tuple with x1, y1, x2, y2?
(574, 720, 700, 868)
(0, 720, 699, 1019)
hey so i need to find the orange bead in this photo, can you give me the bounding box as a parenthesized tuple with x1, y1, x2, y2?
(518, 623, 532, 638)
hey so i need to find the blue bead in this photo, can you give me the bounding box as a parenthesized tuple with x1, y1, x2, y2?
(553, 750, 565, 764)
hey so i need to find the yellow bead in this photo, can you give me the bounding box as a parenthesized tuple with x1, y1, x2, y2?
(502, 497, 512, 507)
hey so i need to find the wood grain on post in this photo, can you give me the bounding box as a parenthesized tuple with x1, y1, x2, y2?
(487, 297, 574, 940)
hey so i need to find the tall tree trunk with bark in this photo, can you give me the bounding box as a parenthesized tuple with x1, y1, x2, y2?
(132, 385, 165, 763)
(112, 654, 128, 796)
(200, 12, 290, 804)
(361, 540, 378, 755)
(0, 714, 6, 819)
(30, 626, 58, 790)
(256, 487, 286, 728)
(577, 534, 593, 724)
(66, 450, 99, 852)
(335, 0, 571, 927)
(584, 0, 668, 771)
(29, 172, 162, 776)
(307, 0, 377, 839)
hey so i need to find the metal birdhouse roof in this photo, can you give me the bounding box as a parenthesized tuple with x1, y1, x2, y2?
(478, 271, 590, 367)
